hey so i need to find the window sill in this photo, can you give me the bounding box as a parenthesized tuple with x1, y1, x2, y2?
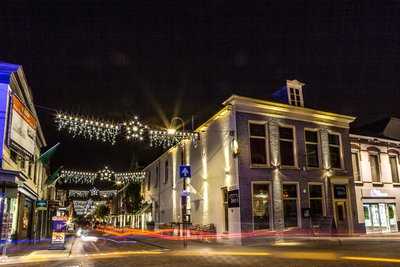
(304, 167, 321, 171)
(280, 166, 299, 170)
(393, 183, 400, 187)
(354, 181, 363, 185)
(372, 182, 384, 186)
(250, 164, 270, 169)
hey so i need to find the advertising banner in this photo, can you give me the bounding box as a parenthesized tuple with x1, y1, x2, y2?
(10, 95, 37, 155)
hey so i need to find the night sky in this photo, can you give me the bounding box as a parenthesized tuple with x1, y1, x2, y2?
(1, 1, 400, 172)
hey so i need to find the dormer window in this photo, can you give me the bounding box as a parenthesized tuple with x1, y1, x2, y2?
(286, 80, 304, 107)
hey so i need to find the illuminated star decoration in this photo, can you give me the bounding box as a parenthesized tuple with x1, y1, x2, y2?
(90, 187, 99, 196)
(55, 113, 120, 145)
(98, 166, 114, 182)
(123, 116, 148, 141)
(149, 129, 199, 148)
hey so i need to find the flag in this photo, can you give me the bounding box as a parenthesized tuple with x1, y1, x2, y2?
(45, 166, 63, 185)
(37, 143, 60, 165)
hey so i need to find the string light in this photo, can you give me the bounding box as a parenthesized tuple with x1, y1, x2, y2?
(123, 116, 148, 141)
(59, 170, 97, 185)
(115, 171, 147, 184)
(149, 130, 199, 148)
(55, 113, 120, 145)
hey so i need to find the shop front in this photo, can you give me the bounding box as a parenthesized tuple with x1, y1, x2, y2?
(361, 188, 399, 233)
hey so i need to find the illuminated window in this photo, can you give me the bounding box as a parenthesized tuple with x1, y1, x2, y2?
(283, 184, 298, 227)
(279, 126, 295, 167)
(328, 133, 342, 169)
(352, 152, 361, 181)
(305, 130, 319, 168)
(249, 123, 267, 165)
(389, 155, 399, 183)
(252, 183, 270, 230)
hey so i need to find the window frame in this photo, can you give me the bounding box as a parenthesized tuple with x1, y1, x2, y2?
(351, 149, 362, 182)
(248, 121, 269, 167)
(251, 181, 272, 231)
(288, 87, 303, 107)
(282, 182, 301, 228)
(308, 182, 326, 219)
(304, 128, 321, 169)
(389, 153, 400, 184)
(164, 159, 169, 184)
(278, 125, 297, 168)
(368, 152, 381, 183)
(328, 132, 343, 170)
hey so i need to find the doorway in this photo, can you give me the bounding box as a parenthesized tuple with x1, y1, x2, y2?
(334, 201, 348, 233)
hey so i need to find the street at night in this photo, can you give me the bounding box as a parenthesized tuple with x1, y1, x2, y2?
(2, 1, 400, 267)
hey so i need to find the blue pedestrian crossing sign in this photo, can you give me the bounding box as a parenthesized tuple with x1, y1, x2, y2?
(179, 165, 191, 178)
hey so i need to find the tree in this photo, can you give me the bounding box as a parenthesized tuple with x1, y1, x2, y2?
(125, 182, 143, 213)
(94, 204, 110, 221)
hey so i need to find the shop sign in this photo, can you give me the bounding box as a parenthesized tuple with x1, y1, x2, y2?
(370, 189, 389, 197)
(10, 95, 37, 155)
(228, 189, 240, 208)
(35, 200, 48, 211)
(52, 216, 67, 232)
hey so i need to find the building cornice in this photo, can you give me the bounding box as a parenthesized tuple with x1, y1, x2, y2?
(350, 134, 400, 146)
(223, 95, 355, 128)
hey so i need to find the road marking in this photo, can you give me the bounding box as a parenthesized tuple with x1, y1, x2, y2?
(174, 251, 271, 256)
(341, 256, 400, 263)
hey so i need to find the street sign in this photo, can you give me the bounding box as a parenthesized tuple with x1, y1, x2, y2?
(35, 200, 48, 211)
(179, 165, 191, 178)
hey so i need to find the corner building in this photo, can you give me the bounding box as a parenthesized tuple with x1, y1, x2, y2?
(141, 80, 362, 239)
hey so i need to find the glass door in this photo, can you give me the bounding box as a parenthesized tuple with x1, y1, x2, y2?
(388, 204, 398, 232)
(252, 184, 270, 230)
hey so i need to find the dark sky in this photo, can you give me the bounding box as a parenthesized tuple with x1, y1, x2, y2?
(1, 1, 400, 172)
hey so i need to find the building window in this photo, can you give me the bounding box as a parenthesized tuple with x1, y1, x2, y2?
(249, 123, 267, 165)
(252, 183, 270, 230)
(279, 126, 295, 166)
(389, 155, 399, 183)
(147, 171, 151, 190)
(328, 133, 342, 169)
(309, 184, 323, 221)
(222, 188, 229, 232)
(283, 184, 298, 227)
(305, 130, 319, 168)
(288, 87, 303, 106)
(164, 160, 169, 184)
(352, 152, 361, 181)
(155, 165, 159, 188)
(369, 154, 380, 182)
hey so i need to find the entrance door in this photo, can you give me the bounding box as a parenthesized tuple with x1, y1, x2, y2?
(334, 201, 348, 233)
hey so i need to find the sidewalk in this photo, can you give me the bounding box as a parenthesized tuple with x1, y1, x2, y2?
(0, 235, 75, 265)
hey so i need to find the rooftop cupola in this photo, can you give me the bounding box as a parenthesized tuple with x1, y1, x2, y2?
(272, 79, 305, 107)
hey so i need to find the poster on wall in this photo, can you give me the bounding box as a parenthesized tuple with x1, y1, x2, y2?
(10, 95, 37, 156)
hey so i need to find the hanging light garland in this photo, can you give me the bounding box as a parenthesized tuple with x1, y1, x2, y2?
(149, 129, 199, 148)
(57, 167, 146, 185)
(59, 170, 97, 185)
(55, 113, 121, 145)
(55, 112, 200, 148)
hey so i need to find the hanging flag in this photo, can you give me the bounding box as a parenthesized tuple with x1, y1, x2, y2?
(37, 143, 60, 165)
(46, 166, 63, 185)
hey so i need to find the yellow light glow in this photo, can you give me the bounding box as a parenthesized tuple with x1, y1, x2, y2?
(167, 128, 176, 135)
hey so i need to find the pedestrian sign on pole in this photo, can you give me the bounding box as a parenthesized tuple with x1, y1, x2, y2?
(179, 165, 191, 178)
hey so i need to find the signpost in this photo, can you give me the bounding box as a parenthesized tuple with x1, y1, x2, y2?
(179, 165, 191, 248)
(49, 216, 67, 250)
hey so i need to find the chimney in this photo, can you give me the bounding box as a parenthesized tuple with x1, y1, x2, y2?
(272, 79, 305, 107)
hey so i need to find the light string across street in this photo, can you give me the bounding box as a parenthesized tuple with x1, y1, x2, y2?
(58, 166, 146, 185)
(55, 112, 199, 147)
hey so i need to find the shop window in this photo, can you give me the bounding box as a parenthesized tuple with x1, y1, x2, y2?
(283, 184, 298, 227)
(279, 126, 295, 167)
(328, 133, 342, 169)
(352, 152, 361, 181)
(252, 183, 270, 230)
(389, 155, 399, 183)
(369, 154, 381, 182)
(305, 130, 319, 168)
(309, 184, 323, 221)
(249, 123, 267, 165)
